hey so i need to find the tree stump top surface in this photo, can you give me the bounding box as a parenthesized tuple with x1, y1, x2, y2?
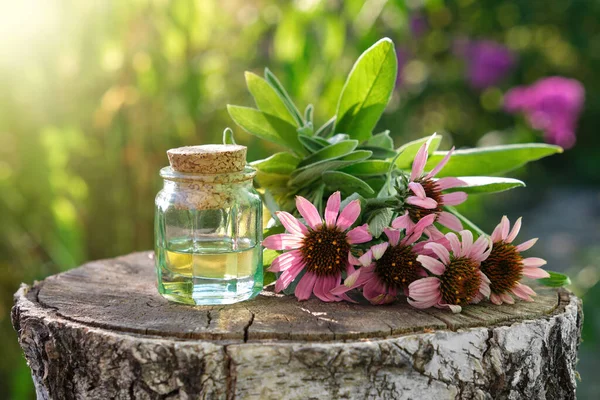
(29, 251, 564, 343)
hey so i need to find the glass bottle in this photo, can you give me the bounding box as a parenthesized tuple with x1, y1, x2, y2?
(154, 144, 262, 305)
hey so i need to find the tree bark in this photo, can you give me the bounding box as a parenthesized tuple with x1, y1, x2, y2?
(12, 252, 582, 399)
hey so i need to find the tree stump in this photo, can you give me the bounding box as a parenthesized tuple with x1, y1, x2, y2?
(12, 252, 582, 400)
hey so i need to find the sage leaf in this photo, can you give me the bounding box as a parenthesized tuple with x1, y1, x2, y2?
(315, 116, 336, 137)
(444, 176, 526, 195)
(335, 38, 397, 143)
(538, 271, 571, 287)
(251, 152, 300, 174)
(304, 104, 314, 126)
(359, 145, 398, 160)
(264, 68, 304, 127)
(297, 140, 358, 168)
(289, 150, 372, 188)
(339, 160, 391, 176)
(245, 72, 297, 126)
(298, 134, 328, 153)
(367, 207, 393, 238)
(425, 144, 563, 177)
(395, 135, 442, 169)
(367, 130, 393, 149)
(322, 171, 375, 197)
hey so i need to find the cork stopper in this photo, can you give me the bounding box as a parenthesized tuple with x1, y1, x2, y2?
(167, 144, 247, 174)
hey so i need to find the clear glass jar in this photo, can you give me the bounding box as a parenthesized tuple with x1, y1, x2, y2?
(154, 145, 262, 305)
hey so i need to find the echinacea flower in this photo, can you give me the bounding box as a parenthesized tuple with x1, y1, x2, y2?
(480, 216, 550, 305)
(263, 191, 372, 302)
(394, 136, 468, 233)
(454, 39, 516, 89)
(332, 214, 436, 305)
(408, 230, 492, 313)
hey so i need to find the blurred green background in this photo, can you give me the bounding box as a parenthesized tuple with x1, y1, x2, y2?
(1, 0, 599, 398)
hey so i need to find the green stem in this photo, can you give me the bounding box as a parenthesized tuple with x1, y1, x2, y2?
(443, 206, 485, 236)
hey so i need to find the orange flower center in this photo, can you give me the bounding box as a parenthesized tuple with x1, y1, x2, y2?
(480, 241, 523, 295)
(374, 244, 420, 290)
(407, 177, 443, 222)
(439, 257, 481, 305)
(300, 226, 350, 277)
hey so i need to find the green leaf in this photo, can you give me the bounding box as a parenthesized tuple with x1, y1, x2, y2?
(251, 152, 300, 174)
(289, 150, 372, 188)
(245, 72, 297, 126)
(334, 38, 397, 143)
(315, 116, 336, 137)
(227, 105, 306, 156)
(264, 68, 304, 127)
(395, 135, 443, 169)
(298, 134, 328, 153)
(297, 140, 358, 168)
(322, 171, 375, 197)
(327, 133, 350, 144)
(367, 130, 393, 149)
(367, 207, 393, 238)
(222, 127, 237, 144)
(339, 160, 391, 176)
(538, 271, 571, 287)
(444, 177, 526, 195)
(425, 144, 563, 177)
(304, 104, 314, 125)
(254, 171, 290, 190)
(359, 145, 398, 160)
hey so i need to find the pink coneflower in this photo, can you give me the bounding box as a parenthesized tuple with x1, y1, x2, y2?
(480, 216, 550, 305)
(263, 191, 372, 302)
(408, 230, 492, 313)
(394, 136, 468, 232)
(331, 214, 435, 305)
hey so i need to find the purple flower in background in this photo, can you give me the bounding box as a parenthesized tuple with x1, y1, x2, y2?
(455, 39, 516, 89)
(504, 77, 585, 149)
(409, 13, 428, 38)
(396, 47, 408, 87)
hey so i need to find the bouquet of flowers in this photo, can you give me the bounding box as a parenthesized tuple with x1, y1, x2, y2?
(227, 38, 569, 313)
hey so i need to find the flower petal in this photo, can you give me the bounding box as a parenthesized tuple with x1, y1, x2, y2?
(347, 224, 372, 244)
(276, 211, 308, 237)
(522, 267, 550, 279)
(522, 257, 547, 268)
(470, 235, 490, 259)
(505, 217, 522, 243)
(294, 272, 318, 301)
(383, 227, 401, 247)
(358, 250, 373, 267)
(445, 232, 461, 257)
(417, 255, 446, 275)
(436, 177, 466, 190)
(437, 211, 463, 231)
(314, 274, 341, 302)
(410, 142, 429, 181)
(490, 218, 504, 242)
(441, 192, 468, 206)
(500, 293, 515, 304)
(408, 182, 427, 199)
(515, 238, 538, 252)
(348, 252, 361, 266)
(407, 196, 438, 209)
(425, 242, 451, 264)
(408, 292, 442, 309)
(500, 215, 510, 241)
(439, 303, 462, 313)
(336, 200, 361, 231)
(275, 260, 306, 292)
(268, 250, 302, 272)
(490, 293, 503, 305)
(459, 230, 474, 257)
(425, 146, 454, 179)
(391, 212, 414, 231)
(371, 242, 389, 260)
(296, 196, 323, 230)
(324, 191, 341, 228)
(262, 234, 304, 250)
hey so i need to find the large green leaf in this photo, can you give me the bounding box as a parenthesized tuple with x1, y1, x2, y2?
(322, 171, 375, 197)
(245, 72, 297, 126)
(254, 171, 290, 190)
(425, 144, 563, 177)
(264, 68, 304, 127)
(538, 271, 571, 287)
(334, 38, 397, 142)
(251, 152, 300, 174)
(227, 105, 306, 156)
(298, 134, 328, 153)
(366, 130, 393, 149)
(315, 116, 336, 137)
(289, 150, 372, 188)
(395, 135, 442, 169)
(297, 140, 358, 168)
(339, 160, 391, 176)
(444, 176, 526, 195)
(359, 145, 397, 160)
(367, 207, 393, 238)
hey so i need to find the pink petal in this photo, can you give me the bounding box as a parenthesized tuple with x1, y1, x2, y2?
(383, 228, 401, 246)
(406, 196, 437, 209)
(470, 235, 490, 260)
(391, 212, 414, 230)
(500, 293, 515, 304)
(437, 211, 463, 231)
(276, 211, 308, 237)
(459, 230, 473, 257)
(324, 191, 341, 227)
(500, 216, 510, 241)
(522, 267, 550, 279)
(295, 196, 323, 230)
(522, 257, 547, 268)
(511, 283, 535, 301)
(490, 293, 503, 305)
(336, 200, 361, 231)
(363, 278, 387, 302)
(436, 177, 466, 190)
(445, 232, 461, 257)
(268, 250, 302, 272)
(515, 238, 538, 252)
(347, 224, 372, 244)
(314, 274, 341, 302)
(417, 255, 446, 275)
(425, 242, 451, 265)
(478, 278, 491, 298)
(371, 242, 389, 260)
(408, 277, 441, 298)
(294, 272, 318, 301)
(408, 182, 427, 199)
(410, 142, 429, 181)
(441, 192, 467, 206)
(408, 293, 442, 309)
(516, 282, 536, 296)
(358, 250, 373, 267)
(341, 268, 362, 289)
(505, 217, 522, 243)
(408, 214, 437, 242)
(262, 234, 304, 250)
(425, 146, 454, 179)
(490, 219, 504, 242)
(275, 260, 306, 292)
(439, 303, 462, 313)
(348, 252, 361, 266)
